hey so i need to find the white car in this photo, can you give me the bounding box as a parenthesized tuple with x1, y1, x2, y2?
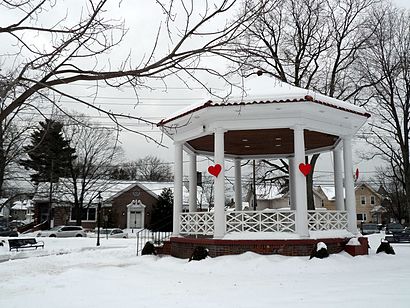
(96, 228, 128, 238)
(37, 226, 87, 238)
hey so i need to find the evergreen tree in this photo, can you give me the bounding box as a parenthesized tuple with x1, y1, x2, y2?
(20, 119, 76, 227)
(21, 119, 76, 184)
(151, 188, 173, 232)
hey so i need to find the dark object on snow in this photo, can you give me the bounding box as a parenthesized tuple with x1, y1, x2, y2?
(0, 226, 18, 237)
(385, 229, 410, 243)
(141, 241, 157, 255)
(189, 246, 209, 261)
(8, 238, 44, 252)
(309, 242, 329, 260)
(376, 241, 395, 255)
(0, 240, 5, 246)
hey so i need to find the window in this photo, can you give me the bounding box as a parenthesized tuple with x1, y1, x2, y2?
(370, 196, 375, 205)
(360, 195, 366, 205)
(321, 200, 325, 207)
(88, 208, 96, 220)
(357, 213, 367, 221)
(71, 207, 97, 221)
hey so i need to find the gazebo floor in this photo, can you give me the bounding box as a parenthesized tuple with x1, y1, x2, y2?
(158, 236, 369, 258)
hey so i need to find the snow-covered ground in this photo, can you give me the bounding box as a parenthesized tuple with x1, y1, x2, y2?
(0, 234, 409, 308)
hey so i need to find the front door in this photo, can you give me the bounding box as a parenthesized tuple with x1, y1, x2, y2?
(129, 211, 142, 228)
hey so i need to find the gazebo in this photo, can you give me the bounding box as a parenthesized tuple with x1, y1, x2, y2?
(157, 78, 370, 257)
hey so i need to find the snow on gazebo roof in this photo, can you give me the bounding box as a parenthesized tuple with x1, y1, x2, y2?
(157, 75, 370, 159)
(158, 75, 370, 126)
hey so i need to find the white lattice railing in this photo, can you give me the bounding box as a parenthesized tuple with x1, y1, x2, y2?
(179, 210, 347, 235)
(180, 212, 214, 235)
(226, 210, 296, 233)
(308, 210, 348, 231)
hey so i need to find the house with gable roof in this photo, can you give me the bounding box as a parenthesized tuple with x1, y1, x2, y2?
(249, 182, 388, 226)
(316, 182, 387, 224)
(31, 179, 208, 230)
(247, 184, 325, 211)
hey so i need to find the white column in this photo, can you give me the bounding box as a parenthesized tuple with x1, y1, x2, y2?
(214, 128, 226, 238)
(343, 136, 358, 234)
(289, 157, 296, 210)
(234, 158, 242, 211)
(188, 153, 197, 213)
(292, 126, 309, 237)
(333, 147, 345, 211)
(173, 142, 183, 236)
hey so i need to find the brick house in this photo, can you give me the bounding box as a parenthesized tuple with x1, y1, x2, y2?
(32, 180, 207, 230)
(32, 180, 178, 230)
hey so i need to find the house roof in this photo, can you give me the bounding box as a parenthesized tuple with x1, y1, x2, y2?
(315, 183, 383, 201)
(11, 200, 34, 210)
(255, 184, 285, 200)
(33, 179, 209, 207)
(355, 182, 383, 199)
(33, 179, 136, 204)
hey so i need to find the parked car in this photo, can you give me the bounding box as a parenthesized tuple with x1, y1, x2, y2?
(385, 223, 405, 234)
(0, 226, 18, 237)
(361, 223, 380, 235)
(95, 228, 128, 239)
(385, 228, 410, 243)
(37, 226, 87, 237)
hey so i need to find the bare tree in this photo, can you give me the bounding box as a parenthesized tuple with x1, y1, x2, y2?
(229, 0, 378, 209)
(0, 75, 37, 201)
(359, 4, 410, 223)
(112, 155, 172, 182)
(375, 166, 407, 223)
(0, 0, 264, 141)
(61, 114, 123, 225)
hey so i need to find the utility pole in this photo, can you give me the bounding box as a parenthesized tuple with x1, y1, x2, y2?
(48, 159, 54, 228)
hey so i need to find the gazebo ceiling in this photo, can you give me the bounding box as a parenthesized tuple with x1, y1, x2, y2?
(187, 128, 339, 157)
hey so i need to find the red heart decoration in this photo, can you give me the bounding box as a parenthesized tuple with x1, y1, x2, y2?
(208, 164, 222, 177)
(299, 163, 311, 176)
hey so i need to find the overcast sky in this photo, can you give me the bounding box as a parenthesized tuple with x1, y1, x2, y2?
(2, 0, 409, 185)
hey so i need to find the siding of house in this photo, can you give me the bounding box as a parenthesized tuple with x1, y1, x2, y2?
(320, 184, 383, 225)
(355, 184, 382, 224)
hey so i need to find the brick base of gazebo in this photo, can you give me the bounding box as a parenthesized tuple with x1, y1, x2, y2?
(158, 237, 369, 258)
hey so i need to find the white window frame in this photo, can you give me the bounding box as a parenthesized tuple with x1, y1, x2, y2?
(357, 213, 367, 221)
(360, 195, 366, 205)
(370, 195, 375, 205)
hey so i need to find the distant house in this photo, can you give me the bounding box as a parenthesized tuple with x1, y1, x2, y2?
(250, 182, 387, 225)
(247, 184, 324, 210)
(316, 183, 387, 225)
(10, 200, 35, 224)
(32, 179, 208, 230)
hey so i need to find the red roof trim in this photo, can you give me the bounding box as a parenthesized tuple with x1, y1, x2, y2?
(157, 95, 370, 126)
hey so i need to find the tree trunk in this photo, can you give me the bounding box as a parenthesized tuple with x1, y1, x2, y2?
(306, 154, 320, 210)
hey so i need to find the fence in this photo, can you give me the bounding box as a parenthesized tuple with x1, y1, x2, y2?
(178, 209, 348, 235)
(135, 229, 172, 256)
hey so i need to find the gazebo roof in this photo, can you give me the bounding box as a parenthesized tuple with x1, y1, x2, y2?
(158, 78, 370, 159)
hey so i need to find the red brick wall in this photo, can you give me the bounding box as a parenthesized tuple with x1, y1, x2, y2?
(167, 237, 357, 258)
(110, 186, 158, 229)
(344, 237, 369, 256)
